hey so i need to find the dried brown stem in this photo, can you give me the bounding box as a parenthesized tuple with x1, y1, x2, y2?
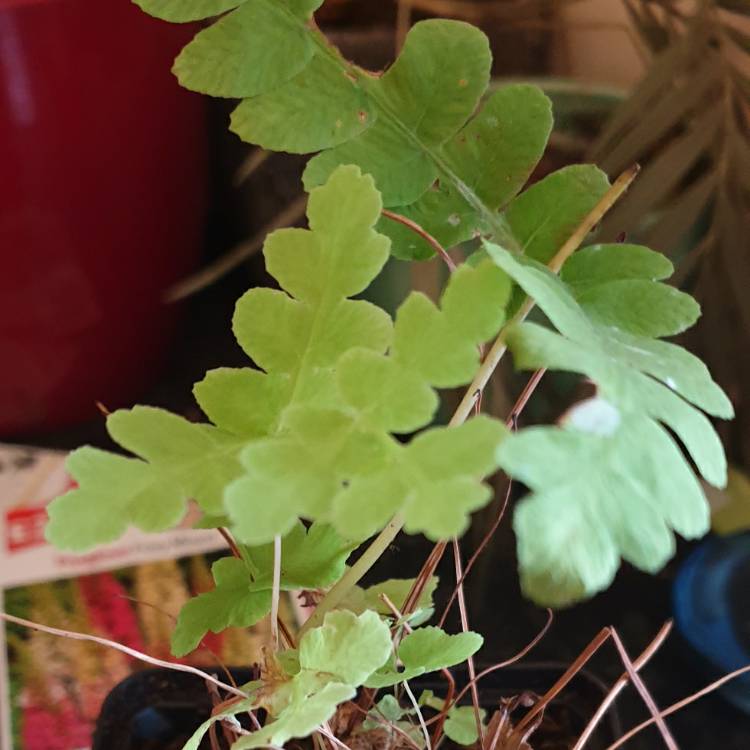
(437, 479, 513, 628)
(573, 621, 673, 750)
(0, 612, 250, 699)
(382, 209, 457, 272)
(512, 627, 612, 738)
(604, 662, 750, 750)
(219, 526, 243, 559)
(608, 627, 678, 750)
(451, 538, 484, 746)
(451, 608, 554, 707)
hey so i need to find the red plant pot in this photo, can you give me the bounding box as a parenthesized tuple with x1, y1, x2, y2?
(0, 0, 207, 436)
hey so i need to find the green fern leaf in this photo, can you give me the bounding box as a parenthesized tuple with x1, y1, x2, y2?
(45, 408, 244, 551)
(503, 165, 611, 264)
(365, 627, 483, 688)
(173, 0, 321, 98)
(231, 52, 374, 153)
(505, 399, 711, 607)
(171, 557, 272, 656)
(561, 243, 700, 337)
(332, 416, 507, 542)
(340, 576, 439, 626)
(231, 165, 391, 415)
(486, 243, 732, 604)
(134, 0, 245, 22)
(171, 522, 352, 655)
(302, 21, 492, 206)
(488, 244, 731, 479)
(226, 256, 508, 545)
(381, 84, 553, 260)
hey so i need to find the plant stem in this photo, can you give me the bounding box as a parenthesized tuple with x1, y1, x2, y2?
(382, 209, 457, 272)
(271, 534, 282, 650)
(299, 514, 405, 636)
(302, 165, 640, 635)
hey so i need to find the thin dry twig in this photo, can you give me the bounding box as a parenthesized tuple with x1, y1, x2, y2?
(235, 148, 271, 186)
(0, 612, 250, 699)
(451, 608, 554, 706)
(511, 627, 612, 739)
(219, 526, 243, 559)
(608, 627, 678, 750)
(604, 662, 750, 750)
(437, 479, 513, 628)
(165, 196, 307, 301)
(404, 678, 433, 750)
(573, 621, 673, 750)
(117, 593, 239, 690)
(506, 369, 547, 428)
(451, 538, 484, 746)
(382, 209, 457, 272)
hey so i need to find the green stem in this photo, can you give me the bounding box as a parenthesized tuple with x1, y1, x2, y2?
(299, 513, 405, 637)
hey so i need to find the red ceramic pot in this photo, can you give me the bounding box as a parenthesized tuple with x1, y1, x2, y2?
(0, 0, 207, 436)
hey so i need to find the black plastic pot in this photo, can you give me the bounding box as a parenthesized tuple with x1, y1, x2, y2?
(92, 663, 621, 750)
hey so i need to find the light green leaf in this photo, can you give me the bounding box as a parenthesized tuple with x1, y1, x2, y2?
(381, 84, 552, 260)
(303, 21, 492, 206)
(332, 416, 507, 541)
(486, 243, 731, 485)
(371, 695, 407, 724)
(172, 523, 351, 656)
(233, 166, 391, 403)
(231, 53, 374, 153)
(561, 243, 673, 285)
(562, 243, 698, 337)
(171, 557, 271, 656)
(365, 627, 483, 688)
(336, 349, 438, 434)
(419, 689, 486, 743)
(501, 399, 710, 606)
(182, 698, 257, 750)
(173, 0, 318, 98)
(331, 470, 407, 542)
(224, 166, 395, 543)
(244, 522, 355, 590)
(399, 627, 483, 672)
(406, 415, 506, 479)
(341, 576, 439, 625)
(392, 260, 510, 388)
(228, 250, 508, 545)
(504, 166, 611, 264)
(45, 407, 245, 551)
(161, 11, 561, 261)
(193, 368, 288, 437)
(106, 407, 242, 513)
(574, 279, 700, 338)
(227, 408, 389, 544)
(300, 610, 392, 685)
(133, 0, 245, 22)
(405, 477, 492, 540)
(46, 447, 187, 551)
(443, 706, 486, 745)
(236, 673, 355, 750)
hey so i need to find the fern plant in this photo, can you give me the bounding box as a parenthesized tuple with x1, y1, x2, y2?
(40, 1, 734, 747)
